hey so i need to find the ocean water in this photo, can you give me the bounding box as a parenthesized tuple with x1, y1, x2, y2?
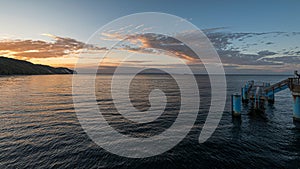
(1, 74, 300, 169)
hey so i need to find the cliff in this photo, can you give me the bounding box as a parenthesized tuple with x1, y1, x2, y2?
(0, 56, 75, 75)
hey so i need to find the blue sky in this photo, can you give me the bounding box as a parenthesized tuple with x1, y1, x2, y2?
(1, 0, 299, 40)
(0, 0, 299, 73)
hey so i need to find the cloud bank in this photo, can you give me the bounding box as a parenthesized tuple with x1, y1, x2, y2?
(0, 29, 299, 73)
(100, 29, 300, 73)
(0, 34, 106, 60)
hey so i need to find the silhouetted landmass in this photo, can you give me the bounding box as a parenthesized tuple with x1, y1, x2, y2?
(0, 56, 75, 75)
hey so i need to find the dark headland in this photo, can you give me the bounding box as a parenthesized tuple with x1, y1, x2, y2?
(0, 56, 75, 75)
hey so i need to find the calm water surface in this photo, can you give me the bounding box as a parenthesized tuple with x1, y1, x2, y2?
(1, 74, 300, 169)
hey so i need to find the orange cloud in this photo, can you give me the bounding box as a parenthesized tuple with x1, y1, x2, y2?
(0, 34, 107, 60)
(101, 32, 199, 63)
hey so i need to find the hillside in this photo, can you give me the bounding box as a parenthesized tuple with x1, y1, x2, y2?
(0, 56, 75, 75)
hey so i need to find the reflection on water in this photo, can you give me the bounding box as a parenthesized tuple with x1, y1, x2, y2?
(96, 74, 182, 138)
(0, 74, 300, 168)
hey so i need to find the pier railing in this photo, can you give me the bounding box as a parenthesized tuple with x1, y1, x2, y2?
(264, 78, 289, 95)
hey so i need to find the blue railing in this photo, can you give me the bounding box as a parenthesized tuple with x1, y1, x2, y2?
(265, 84, 289, 97)
(264, 79, 290, 97)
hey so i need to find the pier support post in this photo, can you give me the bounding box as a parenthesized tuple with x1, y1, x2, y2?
(241, 87, 248, 103)
(293, 93, 300, 121)
(268, 93, 275, 104)
(232, 93, 241, 117)
(265, 83, 275, 104)
(253, 87, 265, 112)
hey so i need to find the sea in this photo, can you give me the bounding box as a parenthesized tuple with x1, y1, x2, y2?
(1, 74, 300, 169)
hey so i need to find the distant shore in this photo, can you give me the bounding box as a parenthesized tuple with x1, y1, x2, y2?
(0, 56, 76, 75)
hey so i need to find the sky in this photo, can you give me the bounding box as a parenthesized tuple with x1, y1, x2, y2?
(0, 0, 299, 74)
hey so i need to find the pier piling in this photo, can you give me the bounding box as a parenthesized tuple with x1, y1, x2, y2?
(231, 93, 241, 117)
(293, 94, 300, 121)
